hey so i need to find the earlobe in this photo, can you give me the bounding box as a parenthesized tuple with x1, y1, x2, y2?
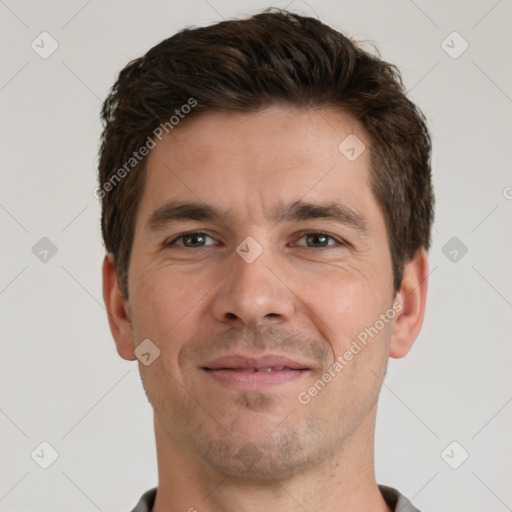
(389, 249, 429, 359)
(102, 253, 136, 361)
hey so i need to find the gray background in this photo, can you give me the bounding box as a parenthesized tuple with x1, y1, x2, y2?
(1, 0, 511, 510)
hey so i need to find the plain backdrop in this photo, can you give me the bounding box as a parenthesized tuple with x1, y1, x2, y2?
(1, 1, 511, 511)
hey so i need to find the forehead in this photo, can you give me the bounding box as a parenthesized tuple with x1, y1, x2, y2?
(136, 106, 378, 229)
(154, 106, 366, 172)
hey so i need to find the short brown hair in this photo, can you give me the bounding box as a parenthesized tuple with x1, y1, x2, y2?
(98, 9, 434, 298)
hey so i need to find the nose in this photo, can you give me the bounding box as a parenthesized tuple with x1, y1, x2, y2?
(211, 242, 296, 329)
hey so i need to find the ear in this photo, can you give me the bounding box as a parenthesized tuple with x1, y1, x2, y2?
(389, 248, 429, 359)
(102, 253, 136, 361)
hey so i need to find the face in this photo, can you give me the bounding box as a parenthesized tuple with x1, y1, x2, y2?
(123, 106, 398, 480)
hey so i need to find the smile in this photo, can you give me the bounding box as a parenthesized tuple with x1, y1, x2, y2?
(202, 355, 311, 389)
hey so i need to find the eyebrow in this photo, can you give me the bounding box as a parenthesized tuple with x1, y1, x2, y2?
(145, 199, 370, 236)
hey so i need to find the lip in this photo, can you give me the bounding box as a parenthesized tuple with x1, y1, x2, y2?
(203, 354, 309, 371)
(201, 354, 310, 390)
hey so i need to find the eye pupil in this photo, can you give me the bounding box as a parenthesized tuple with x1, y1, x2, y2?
(184, 233, 205, 247)
(307, 233, 329, 247)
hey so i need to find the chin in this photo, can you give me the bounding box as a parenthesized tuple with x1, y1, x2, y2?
(188, 420, 332, 483)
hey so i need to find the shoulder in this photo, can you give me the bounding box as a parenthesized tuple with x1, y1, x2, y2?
(379, 485, 422, 512)
(129, 485, 421, 512)
(129, 487, 157, 512)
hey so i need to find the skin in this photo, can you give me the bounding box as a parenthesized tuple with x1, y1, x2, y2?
(103, 106, 429, 512)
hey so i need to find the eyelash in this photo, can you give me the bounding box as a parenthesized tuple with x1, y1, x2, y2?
(164, 230, 346, 249)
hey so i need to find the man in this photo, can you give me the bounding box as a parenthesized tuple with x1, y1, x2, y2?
(99, 9, 434, 512)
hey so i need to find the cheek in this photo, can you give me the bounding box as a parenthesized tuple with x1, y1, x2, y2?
(129, 263, 219, 342)
(329, 268, 394, 379)
(300, 261, 388, 348)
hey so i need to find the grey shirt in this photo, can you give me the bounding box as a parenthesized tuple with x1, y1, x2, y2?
(130, 485, 421, 511)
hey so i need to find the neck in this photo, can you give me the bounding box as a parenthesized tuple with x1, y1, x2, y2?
(151, 407, 391, 512)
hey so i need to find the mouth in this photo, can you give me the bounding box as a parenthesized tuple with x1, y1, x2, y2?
(201, 355, 310, 389)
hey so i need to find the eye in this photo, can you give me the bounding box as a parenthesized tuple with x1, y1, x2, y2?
(165, 231, 217, 248)
(164, 230, 344, 250)
(293, 231, 344, 248)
